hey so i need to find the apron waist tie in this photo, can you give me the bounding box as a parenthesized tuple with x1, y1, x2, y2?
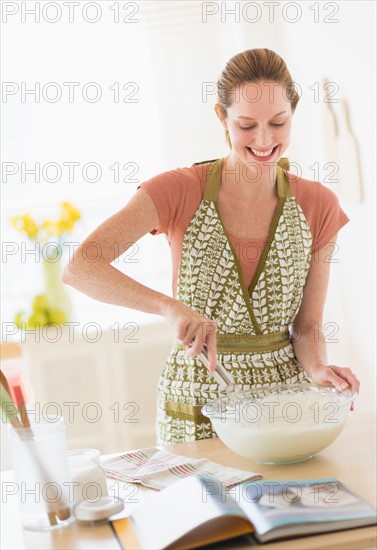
(174, 329, 291, 353)
(167, 329, 291, 420)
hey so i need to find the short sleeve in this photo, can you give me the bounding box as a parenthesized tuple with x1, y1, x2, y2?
(137, 168, 187, 236)
(312, 186, 350, 252)
(290, 173, 351, 254)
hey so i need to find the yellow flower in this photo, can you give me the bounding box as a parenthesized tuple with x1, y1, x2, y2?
(56, 218, 74, 235)
(61, 202, 81, 222)
(10, 202, 81, 240)
(40, 219, 59, 237)
(9, 213, 39, 239)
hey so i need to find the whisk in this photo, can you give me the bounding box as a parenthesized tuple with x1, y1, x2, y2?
(197, 345, 279, 423)
(198, 345, 238, 393)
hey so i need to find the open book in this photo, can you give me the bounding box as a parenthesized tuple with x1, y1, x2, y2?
(110, 475, 377, 549)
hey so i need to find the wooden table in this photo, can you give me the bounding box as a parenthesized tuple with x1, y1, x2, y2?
(1, 411, 376, 549)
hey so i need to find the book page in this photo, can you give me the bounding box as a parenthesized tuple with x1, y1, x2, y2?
(166, 516, 253, 550)
(111, 514, 253, 550)
(233, 477, 377, 541)
(128, 475, 251, 549)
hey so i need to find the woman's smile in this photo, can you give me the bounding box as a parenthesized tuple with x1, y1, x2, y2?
(247, 144, 279, 162)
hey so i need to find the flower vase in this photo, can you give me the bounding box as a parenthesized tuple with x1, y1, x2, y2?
(42, 245, 72, 324)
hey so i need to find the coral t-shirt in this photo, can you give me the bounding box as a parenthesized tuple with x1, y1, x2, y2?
(137, 160, 349, 298)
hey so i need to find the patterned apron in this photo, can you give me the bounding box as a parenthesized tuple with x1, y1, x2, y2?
(156, 157, 313, 445)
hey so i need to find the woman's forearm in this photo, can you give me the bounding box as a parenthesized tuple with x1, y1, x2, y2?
(291, 322, 359, 396)
(62, 259, 173, 317)
(291, 323, 328, 378)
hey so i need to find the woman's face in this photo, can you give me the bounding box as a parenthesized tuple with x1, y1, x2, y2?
(216, 80, 293, 173)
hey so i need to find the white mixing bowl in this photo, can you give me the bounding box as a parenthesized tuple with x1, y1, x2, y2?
(202, 383, 357, 464)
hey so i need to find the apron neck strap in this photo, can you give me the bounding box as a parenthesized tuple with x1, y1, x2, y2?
(277, 160, 293, 198)
(203, 158, 223, 202)
(203, 157, 293, 201)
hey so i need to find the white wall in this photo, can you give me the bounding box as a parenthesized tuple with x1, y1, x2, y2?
(276, 1, 376, 411)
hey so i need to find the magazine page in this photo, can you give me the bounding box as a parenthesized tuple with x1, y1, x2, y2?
(128, 474, 251, 549)
(232, 477, 377, 541)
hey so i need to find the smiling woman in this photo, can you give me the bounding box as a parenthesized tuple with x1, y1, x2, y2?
(63, 48, 360, 446)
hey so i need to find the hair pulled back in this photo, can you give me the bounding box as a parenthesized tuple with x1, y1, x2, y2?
(216, 48, 299, 149)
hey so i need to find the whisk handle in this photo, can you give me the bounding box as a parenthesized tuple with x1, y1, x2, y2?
(198, 346, 236, 391)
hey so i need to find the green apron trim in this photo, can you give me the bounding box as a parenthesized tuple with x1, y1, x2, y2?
(193, 158, 220, 166)
(165, 400, 207, 421)
(212, 199, 265, 334)
(247, 197, 286, 295)
(203, 158, 223, 202)
(278, 163, 294, 198)
(278, 157, 290, 171)
(174, 329, 290, 353)
(202, 157, 293, 334)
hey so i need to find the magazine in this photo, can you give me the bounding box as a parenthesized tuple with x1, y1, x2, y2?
(110, 475, 377, 549)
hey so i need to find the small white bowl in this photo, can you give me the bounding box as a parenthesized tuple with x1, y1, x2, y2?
(202, 383, 357, 464)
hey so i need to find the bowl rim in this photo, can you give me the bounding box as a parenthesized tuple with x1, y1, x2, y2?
(201, 382, 357, 419)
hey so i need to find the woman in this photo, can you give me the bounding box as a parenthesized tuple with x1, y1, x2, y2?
(63, 48, 360, 445)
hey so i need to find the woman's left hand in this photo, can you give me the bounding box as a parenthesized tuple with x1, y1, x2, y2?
(308, 364, 360, 411)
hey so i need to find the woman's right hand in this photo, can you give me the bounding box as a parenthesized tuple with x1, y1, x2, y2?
(160, 298, 218, 371)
